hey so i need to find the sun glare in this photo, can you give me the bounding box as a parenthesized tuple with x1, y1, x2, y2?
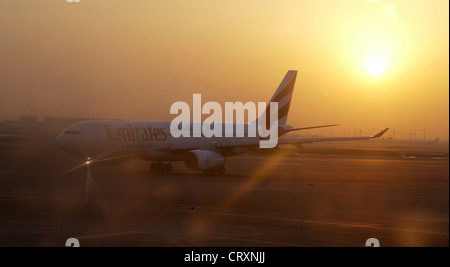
(366, 57, 387, 76)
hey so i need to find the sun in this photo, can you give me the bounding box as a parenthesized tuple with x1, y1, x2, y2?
(366, 57, 387, 76)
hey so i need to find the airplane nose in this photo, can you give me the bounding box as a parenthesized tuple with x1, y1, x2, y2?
(55, 133, 83, 155)
(55, 134, 65, 149)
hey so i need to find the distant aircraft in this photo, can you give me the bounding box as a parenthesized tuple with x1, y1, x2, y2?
(411, 137, 440, 145)
(429, 137, 440, 144)
(56, 70, 389, 175)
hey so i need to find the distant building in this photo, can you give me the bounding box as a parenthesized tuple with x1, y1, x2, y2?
(19, 115, 38, 125)
(43, 116, 93, 129)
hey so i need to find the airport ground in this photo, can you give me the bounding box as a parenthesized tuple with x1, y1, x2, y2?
(0, 135, 448, 247)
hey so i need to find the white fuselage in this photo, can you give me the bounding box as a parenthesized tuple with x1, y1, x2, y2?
(56, 120, 258, 161)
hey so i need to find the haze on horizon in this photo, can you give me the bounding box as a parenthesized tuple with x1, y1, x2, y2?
(0, 0, 448, 140)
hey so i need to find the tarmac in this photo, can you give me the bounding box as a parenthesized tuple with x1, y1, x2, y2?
(0, 137, 448, 246)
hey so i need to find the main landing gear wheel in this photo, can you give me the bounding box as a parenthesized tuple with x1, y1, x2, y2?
(151, 162, 173, 174)
(203, 166, 225, 176)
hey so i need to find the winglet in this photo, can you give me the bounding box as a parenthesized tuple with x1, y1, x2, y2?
(371, 128, 389, 138)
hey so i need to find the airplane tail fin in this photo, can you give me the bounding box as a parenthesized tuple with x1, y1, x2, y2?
(257, 70, 297, 129)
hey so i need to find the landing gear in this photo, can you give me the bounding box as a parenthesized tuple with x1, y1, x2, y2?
(164, 163, 173, 173)
(203, 165, 225, 176)
(151, 162, 173, 174)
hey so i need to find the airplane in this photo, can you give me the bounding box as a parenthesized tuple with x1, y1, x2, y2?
(56, 70, 389, 175)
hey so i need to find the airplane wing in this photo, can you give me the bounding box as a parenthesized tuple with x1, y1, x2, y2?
(280, 127, 390, 145)
(156, 128, 389, 152)
(279, 124, 339, 133)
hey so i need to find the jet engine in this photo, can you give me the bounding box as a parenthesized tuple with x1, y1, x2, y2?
(184, 150, 225, 171)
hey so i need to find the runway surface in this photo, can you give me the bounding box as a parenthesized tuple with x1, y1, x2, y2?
(0, 139, 448, 246)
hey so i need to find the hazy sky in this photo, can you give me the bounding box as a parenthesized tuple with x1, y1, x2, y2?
(0, 0, 448, 139)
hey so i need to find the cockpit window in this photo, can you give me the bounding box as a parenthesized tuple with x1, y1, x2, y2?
(64, 130, 81, 135)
